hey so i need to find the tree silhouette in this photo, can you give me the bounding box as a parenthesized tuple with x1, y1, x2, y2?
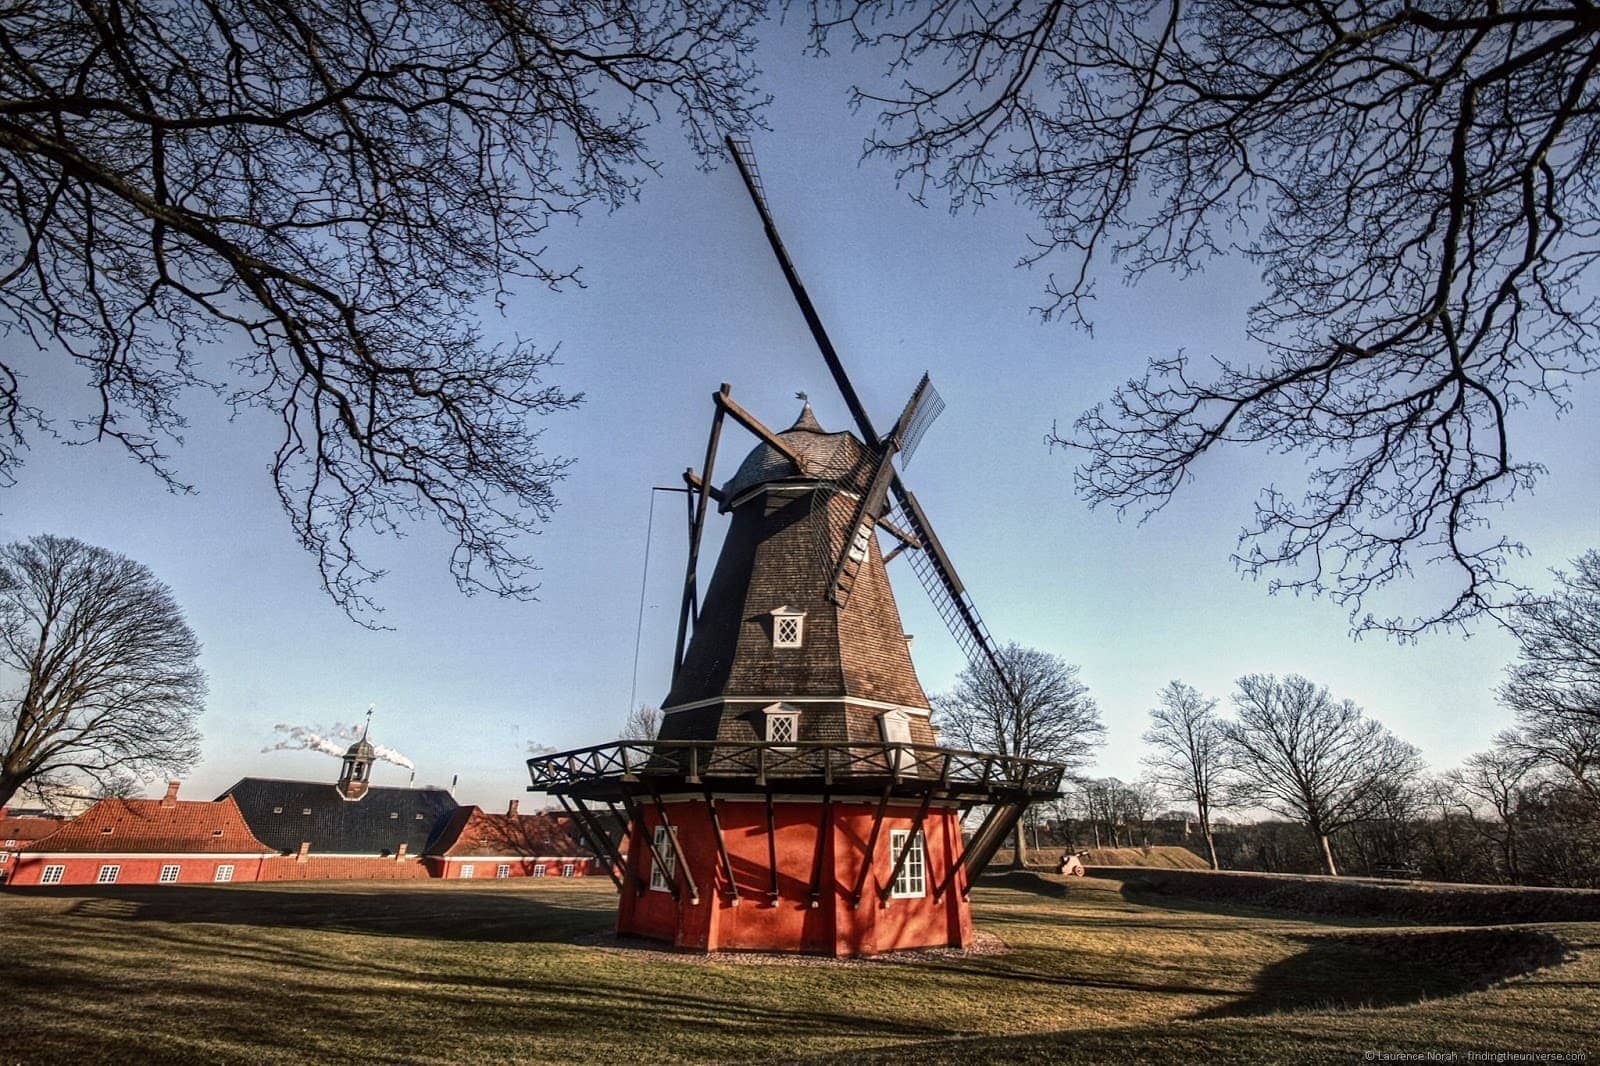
(1, 0, 765, 620)
(0, 535, 204, 808)
(808, 0, 1600, 635)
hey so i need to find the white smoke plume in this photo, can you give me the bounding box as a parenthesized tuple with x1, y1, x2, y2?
(263, 721, 417, 771)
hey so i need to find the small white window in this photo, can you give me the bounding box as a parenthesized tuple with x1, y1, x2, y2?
(648, 825, 676, 892)
(96, 864, 120, 885)
(4, 838, 15, 847)
(159, 865, 181, 884)
(889, 830, 926, 899)
(770, 607, 805, 648)
(41, 864, 65, 884)
(0, 852, 9, 864)
(562, 863, 575, 878)
(272, 807, 283, 814)
(496, 864, 511, 879)
(533, 864, 546, 878)
(460, 864, 476, 879)
(880, 710, 914, 772)
(214, 865, 234, 883)
(764, 704, 801, 748)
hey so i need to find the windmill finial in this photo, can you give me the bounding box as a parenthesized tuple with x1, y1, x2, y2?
(361, 706, 373, 741)
(795, 390, 808, 403)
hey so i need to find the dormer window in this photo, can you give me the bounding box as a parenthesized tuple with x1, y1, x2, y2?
(771, 606, 805, 648)
(763, 703, 801, 748)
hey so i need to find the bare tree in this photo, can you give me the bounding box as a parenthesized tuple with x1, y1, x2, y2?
(0, 535, 204, 808)
(1141, 680, 1227, 869)
(806, 1, 1600, 636)
(1, 1, 765, 621)
(1500, 550, 1600, 728)
(1446, 744, 1531, 883)
(935, 642, 1103, 867)
(618, 703, 662, 741)
(1500, 716, 1600, 811)
(1222, 673, 1423, 875)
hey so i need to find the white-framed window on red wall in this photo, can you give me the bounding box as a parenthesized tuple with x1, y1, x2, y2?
(214, 865, 234, 883)
(41, 864, 64, 884)
(460, 864, 476, 879)
(96, 864, 120, 885)
(649, 825, 676, 892)
(533, 864, 546, 878)
(496, 864, 510, 879)
(562, 863, 574, 877)
(159, 865, 181, 884)
(889, 829, 926, 899)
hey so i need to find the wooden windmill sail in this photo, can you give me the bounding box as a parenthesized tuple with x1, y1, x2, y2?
(723, 135, 1027, 717)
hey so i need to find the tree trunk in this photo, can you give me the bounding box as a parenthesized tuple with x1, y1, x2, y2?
(1318, 833, 1339, 876)
(0, 770, 23, 811)
(1011, 822, 1026, 870)
(1203, 826, 1219, 870)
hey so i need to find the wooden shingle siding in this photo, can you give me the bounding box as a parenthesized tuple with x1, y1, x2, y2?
(663, 410, 932, 749)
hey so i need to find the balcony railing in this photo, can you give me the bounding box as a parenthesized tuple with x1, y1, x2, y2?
(526, 739, 1065, 795)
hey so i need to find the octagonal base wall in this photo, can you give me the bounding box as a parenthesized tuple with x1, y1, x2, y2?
(615, 795, 973, 957)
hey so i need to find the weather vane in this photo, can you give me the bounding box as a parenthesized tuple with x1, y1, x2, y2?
(795, 390, 808, 403)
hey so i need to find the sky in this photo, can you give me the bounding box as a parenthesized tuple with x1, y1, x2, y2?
(5, 22, 1596, 811)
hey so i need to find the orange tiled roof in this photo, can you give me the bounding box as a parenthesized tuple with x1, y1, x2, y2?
(433, 807, 592, 858)
(0, 815, 65, 845)
(26, 795, 276, 855)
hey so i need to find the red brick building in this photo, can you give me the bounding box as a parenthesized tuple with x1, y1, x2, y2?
(7, 783, 277, 886)
(0, 809, 67, 884)
(427, 800, 597, 880)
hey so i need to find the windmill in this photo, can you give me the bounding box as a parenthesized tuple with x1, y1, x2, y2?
(525, 140, 1063, 957)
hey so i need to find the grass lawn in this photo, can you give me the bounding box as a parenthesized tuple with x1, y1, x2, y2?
(3, 874, 1596, 1063)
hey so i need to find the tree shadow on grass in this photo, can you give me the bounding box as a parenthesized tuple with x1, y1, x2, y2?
(31, 882, 615, 943)
(1191, 926, 1570, 1019)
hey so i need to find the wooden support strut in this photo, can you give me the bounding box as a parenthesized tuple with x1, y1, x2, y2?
(935, 802, 1003, 903)
(619, 790, 681, 903)
(714, 391, 806, 469)
(880, 788, 937, 906)
(645, 782, 700, 905)
(808, 792, 831, 909)
(764, 788, 780, 905)
(849, 786, 894, 910)
(558, 794, 625, 892)
(704, 788, 740, 906)
(674, 387, 728, 678)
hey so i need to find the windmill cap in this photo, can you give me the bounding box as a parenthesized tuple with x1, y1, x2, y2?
(718, 401, 871, 507)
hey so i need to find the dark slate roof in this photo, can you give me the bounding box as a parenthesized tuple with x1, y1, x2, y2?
(219, 778, 459, 857)
(719, 404, 873, 506)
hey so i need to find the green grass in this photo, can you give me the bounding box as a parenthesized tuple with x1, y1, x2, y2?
(3, 875, 1596, 1063)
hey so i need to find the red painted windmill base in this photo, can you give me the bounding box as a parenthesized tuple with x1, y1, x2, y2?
(529, 740, 1063, 957)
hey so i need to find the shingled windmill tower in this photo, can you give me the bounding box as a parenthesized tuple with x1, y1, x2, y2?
(528, 140, 1064, 956)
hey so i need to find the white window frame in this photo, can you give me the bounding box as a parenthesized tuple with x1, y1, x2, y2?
(561, 863, 575, 878)
(880, 710, 914, 772)
(96, 864, 120, 885)
(460, 864, 476, 879)
(213, 864, 234, 883)
(41, 864, 65, 884)
(496, 864, 511, 879)
(763, 703, 801, 749)
(648, 825, 676, 892)
(770, 606, 805, 649)
(159, 864, 181, 884)
(0, 853, 8, 864)
(889, 829, 926, 899)
(533, 863, 546, 878)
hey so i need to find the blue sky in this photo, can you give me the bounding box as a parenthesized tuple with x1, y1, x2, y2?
(6, 25, 1595, 810)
